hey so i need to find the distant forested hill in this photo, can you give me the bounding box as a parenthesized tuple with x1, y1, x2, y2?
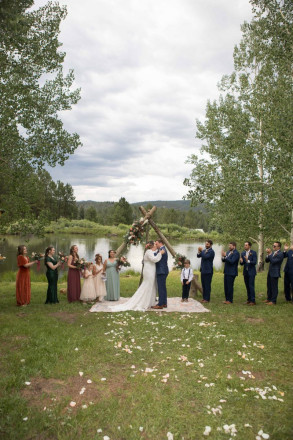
(77, 200, 204, 212)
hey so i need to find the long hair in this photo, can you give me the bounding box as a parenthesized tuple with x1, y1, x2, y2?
(70, 245, 79, 260)
(108, 250, 116, 258)
(45, 246, 54, 266)
(17, 245, 26, 256)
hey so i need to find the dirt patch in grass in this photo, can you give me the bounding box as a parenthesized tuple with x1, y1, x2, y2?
(49, 311, 79, 324)
(21, 374, 128, 412)
(245, 317, 265, 323)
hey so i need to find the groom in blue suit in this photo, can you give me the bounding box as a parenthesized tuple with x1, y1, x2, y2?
(151, 239, 169, 309)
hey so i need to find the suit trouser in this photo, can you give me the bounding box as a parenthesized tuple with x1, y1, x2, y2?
(267, 274, 279, 303)
(243, 271, 256, 303)
(224, 274, 236, 303)
(201, 273, 213, 301)
(182, 279, 191, 299)
(157, 274, 168, 306)
(284, 272, 293, 301)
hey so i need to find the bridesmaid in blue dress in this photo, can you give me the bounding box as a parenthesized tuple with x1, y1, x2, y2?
(103, 250, 120, 301)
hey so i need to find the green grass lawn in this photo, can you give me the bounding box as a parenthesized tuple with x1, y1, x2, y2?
(0, 271, 292, 440)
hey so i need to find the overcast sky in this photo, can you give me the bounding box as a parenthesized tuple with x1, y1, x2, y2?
(35, 0, 252, 203)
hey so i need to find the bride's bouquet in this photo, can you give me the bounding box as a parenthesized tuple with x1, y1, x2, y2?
(117, 256, 131, 270)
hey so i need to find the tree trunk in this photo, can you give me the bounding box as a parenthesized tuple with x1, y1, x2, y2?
(290, 209, 293, 245)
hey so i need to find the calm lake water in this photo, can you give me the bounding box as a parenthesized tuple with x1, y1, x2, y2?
(0, 234, 225, 274)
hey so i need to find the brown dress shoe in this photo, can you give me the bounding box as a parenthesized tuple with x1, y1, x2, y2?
(263, 299, 270, 303)
(151, 305, 163, 309)
(162, 304, 167, 308)
(243, 301, 250, 304)
(202, 300, 209, 303)
(223, 301, 232, 304)
(266, 302, 275, 305)
(248, 302, 256, 305)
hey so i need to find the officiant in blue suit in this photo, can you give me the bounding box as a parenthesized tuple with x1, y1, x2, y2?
(197, 239, 215, 303)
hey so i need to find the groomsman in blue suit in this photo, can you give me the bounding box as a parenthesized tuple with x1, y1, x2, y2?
(283, 243, 293, 302)
(221, 242, 240, 304)
(265, 241, 284, 305)
(151, 239, 169, 309)
(197, 239, 215, 303)
(240, 241, 257, 305)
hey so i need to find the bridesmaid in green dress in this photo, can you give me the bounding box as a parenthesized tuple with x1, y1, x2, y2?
(44, 246, 61, 304)
(103, 250, 120, 301)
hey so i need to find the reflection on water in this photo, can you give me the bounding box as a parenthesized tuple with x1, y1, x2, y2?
(0, 234, 224, 274)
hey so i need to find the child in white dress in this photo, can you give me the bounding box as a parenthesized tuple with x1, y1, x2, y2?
(93, 254, 106, 302)
(80, 263, 97, 303)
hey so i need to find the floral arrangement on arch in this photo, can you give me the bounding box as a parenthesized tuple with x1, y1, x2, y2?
(124, 218, 148, 246)
(173, 253, 187, 269)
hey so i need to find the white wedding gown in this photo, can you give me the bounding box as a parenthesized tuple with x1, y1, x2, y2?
(108, 249, 162, 312)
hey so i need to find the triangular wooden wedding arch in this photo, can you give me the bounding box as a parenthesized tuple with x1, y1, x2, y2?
(115, 205, 202, 295)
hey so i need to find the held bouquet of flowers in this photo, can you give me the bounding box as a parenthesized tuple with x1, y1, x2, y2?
(124, 217, 148, 246)
(0, 254, 6, 263)
(31, 251, 45, 271)
(173, 253, 186, 269)
(116, 256, 131, 270)
(58, 251, 68, 269)
(75, 257, 87, 270)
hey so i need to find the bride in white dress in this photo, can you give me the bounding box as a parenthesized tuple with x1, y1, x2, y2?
(107, 241, 165, 312)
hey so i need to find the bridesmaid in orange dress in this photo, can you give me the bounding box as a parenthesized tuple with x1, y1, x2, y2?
(67, 245, 81, 302)
(16, 245, 37, 306)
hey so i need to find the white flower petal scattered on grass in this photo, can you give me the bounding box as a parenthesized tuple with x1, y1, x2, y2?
(97, 428, 102, 433)
(87, 379, 92, 384)
(74, 347, 79, 351)
(25, 381, 31, 386)
(82, 404, 88, 409)
(23, 417, 28, 421)
(258, 429, 269, 439)
(21, 359, 25, 362)
(139, 426, 143, 432)
(101, 378, 107, 381)
(69, 401, 76, 407)
(244, 423, 252, 427)
(103, 436, 110, 440)
(203, 426, 212, 436)
(79, 387, 86, 395)
(167, 432, 174, 440)
(79, 371, 84, 377)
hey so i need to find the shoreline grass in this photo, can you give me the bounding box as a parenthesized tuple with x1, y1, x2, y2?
(0, 271, 292, 440)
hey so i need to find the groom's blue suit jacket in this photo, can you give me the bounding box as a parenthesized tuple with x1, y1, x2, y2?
(156, 246, 169, 275)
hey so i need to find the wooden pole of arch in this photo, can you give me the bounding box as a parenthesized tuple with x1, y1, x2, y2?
(115, 206, 157, 257)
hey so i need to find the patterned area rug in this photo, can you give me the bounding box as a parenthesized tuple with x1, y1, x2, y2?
(90, 297, 210, 313)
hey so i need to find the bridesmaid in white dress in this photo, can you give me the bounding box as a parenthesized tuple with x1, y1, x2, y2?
(108, 241, 165, 312)
(93, 254, 106, 302)
(80, 263, 97, 303)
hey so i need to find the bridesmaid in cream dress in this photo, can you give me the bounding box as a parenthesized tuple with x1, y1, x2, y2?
(93, 254, 106, 302)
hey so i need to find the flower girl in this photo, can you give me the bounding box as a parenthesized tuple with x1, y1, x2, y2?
(93, 254, 106, 302)
(80, 262, 97, 303)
